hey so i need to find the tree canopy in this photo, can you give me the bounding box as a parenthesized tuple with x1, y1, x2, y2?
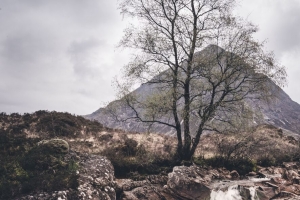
(114, 0, 287, 161)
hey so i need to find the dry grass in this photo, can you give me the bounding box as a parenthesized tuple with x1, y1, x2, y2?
(67, 131, 177, 158)
(63, 123, 299, 166)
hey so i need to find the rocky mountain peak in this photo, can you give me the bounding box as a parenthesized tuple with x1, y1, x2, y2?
(85, 46, 300, 136)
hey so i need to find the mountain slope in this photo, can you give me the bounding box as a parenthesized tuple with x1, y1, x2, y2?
(86, 46, 300, 135)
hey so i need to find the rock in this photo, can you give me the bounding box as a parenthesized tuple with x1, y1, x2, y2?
(146, 175, 168, 185)
(121, 191, 139, 200)
(273, 167, 285, 175)
(293, 177, 300, 184)
(271, 177, 287, 185)
(17, 152, 300, 200)
(167, 166, 211, 200)
(78, 155, 115, 200)
(257, 186, 279, 200)
(21, 154, 116, 200)
(37, 139, 69, 154)
(238, 186, 252, 200)
(277, 191, 298, 199)
(115, 179, 148, 191)
(265, 182, 279, 188)
(230, 170, 240, 180)
(281, 184, 300, 195)
(256, 188, 274, 200)
(283, 162, 299, 170)
(216, 168, 231, 179)
(247, 171, 257, 176)
(121, 185, 164, 200)
(284, 169, 299, 181)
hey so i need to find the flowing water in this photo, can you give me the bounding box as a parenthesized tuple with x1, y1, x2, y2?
(210, 185, 246, 200)
(209, 177, 275, 200)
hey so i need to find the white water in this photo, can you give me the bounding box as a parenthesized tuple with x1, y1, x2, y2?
(210, 185, 258, 200)
(209, 176, 281, 200)
(210, 185, 243, 200)
(249, 187, 258, 200)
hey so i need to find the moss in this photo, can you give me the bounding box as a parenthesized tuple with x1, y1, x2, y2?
(37, 139, 69, 154)
(0, 139, 79, 199)
(12, 162, 29, 181)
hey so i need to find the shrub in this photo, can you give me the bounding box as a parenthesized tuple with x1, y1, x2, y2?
(99, 134, 113, 141)
(202, 156, 256, 175)
(101, 137, 174, 179)
(256, 156, 275, 167)
(122, 138, 138, 156)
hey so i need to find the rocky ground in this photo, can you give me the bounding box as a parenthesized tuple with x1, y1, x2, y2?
(16, 145, 300, 199)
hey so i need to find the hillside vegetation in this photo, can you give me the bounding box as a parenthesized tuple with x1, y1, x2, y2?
(0, 111, 105, 199)
(1, 111, 300, 199)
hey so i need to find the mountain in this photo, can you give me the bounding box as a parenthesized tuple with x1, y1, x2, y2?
(85, 46, 300, 136)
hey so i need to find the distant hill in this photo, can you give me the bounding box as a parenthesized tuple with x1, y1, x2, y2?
(0, 110, 105, 139)
(85, 46, 300, 136)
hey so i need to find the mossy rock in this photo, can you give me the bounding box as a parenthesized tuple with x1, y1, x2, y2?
(37, 139, 69, 154)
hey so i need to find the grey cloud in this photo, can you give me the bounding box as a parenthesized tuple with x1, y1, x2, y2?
(68, 38, 105, 78)
(263, 1, 300, 54)
(2, 33, 52, 65)
(1, 0, 298, 115)
(0, 0, 125, 114)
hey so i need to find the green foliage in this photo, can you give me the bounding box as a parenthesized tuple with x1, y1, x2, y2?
(0, 125, 79, 199)
(0, 110, 108, 199)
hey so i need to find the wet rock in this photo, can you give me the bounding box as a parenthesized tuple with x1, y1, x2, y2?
(230, 170, 240, 180)
(271, 177, 287, 185)
(247, 171, 257, 176)
(277, 191, 298, 199)
(265, 182, 279, 188)
(257, 186, 279, 200)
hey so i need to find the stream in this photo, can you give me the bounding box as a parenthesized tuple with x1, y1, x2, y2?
(209, 176, 279, 200)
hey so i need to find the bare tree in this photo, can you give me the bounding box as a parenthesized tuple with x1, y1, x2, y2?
(114, 0, 286, 161)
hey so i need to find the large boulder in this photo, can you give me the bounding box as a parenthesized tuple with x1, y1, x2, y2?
(77, 154, 116, 200)
(19, 154, 116, 200)
(118, 166, 216, 200)
(166, 166, 211, 200)
(116, 176, 170, 200)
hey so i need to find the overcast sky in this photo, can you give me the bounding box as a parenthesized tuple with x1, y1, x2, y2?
(0, 0, 299, 115)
